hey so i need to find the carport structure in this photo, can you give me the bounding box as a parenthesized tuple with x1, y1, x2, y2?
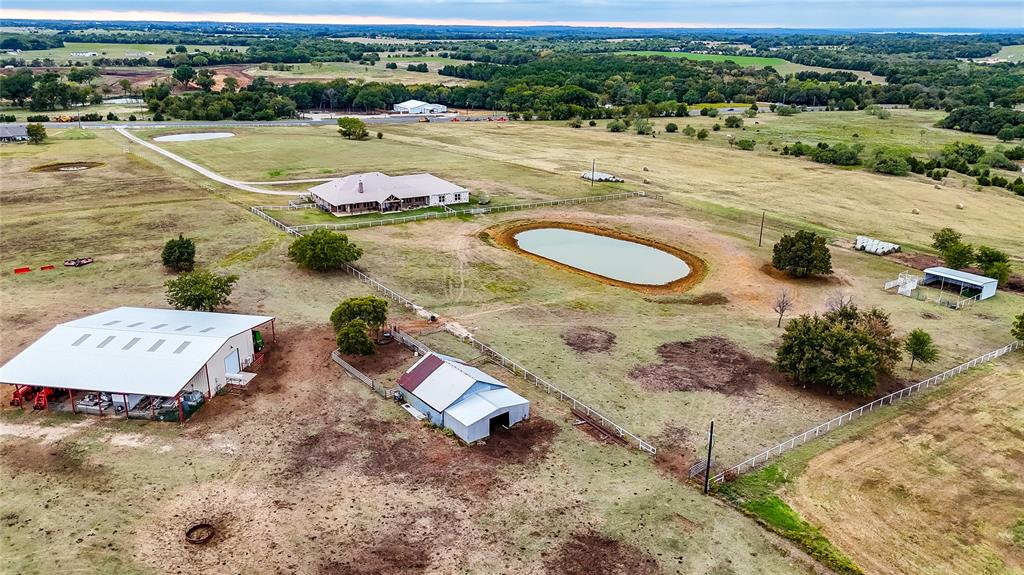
(0, 307, 275, 423)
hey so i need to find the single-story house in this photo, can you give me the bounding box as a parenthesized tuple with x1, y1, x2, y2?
(309, 172, 469, 216)
(393, 99, 447, 114)
(0, 307, 275, 421)
(0, 124, 29, 142)
(70, 51, 98, 57)
(922, 267, 998, 301)
(398, 353, 529, 443)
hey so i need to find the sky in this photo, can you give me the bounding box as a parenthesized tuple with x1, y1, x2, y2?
(2, 0, 1024, 29)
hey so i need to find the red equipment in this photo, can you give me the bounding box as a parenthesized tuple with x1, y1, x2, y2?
(33, 388, 53, 410)
(10, 385, 34, 407)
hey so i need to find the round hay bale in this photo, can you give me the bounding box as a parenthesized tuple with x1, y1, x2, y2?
(956, 203, 964, 210)
(643, 178, 651, 184)
(911, 208, 920, 215)
(643, 166, 650, 172)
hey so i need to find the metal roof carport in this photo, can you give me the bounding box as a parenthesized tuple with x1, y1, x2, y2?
(922, 267, 998, 301)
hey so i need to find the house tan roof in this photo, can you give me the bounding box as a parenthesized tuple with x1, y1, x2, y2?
(309, 172, 466, 207)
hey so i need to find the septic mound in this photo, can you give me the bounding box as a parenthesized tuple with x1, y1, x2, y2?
(30, 161, 103, 172)
(561, 326, 616, 353)
(629, 337, 777, 395)
(545, 531, 660, 575)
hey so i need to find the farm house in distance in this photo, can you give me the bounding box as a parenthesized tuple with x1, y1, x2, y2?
(398, 353, 529, 443)
(309, 172, 469, 216)
(0, 307, 275, 422)
(393, 99, 447, 114)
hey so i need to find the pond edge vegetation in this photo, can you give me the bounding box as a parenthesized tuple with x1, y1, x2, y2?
(486, 220, 706, 295)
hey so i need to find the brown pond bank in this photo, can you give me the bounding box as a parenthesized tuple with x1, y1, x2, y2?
(486, 220, 706, 295)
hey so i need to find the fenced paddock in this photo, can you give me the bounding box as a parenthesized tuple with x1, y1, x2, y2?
(709, 340, 1023, 483)
(252, 191, 647, 235)
(330, 350, 399, 399)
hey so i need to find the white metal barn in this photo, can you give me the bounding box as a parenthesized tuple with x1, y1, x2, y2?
(0, 307, 274, 422)
(393, 99, 447, 114)
(398, 353, 529, 443)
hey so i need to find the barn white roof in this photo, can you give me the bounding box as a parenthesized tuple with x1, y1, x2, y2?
(445, 387, 529, 426)
(0, 307, 273, 397)
(309, 172, 466, 207)
(400, 352, 507, 412)
(923, 267, 997, 286)
(395, 99, 429, 108)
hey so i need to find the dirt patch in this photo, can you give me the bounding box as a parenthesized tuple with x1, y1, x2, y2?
(0, 439, 96, 477)
(921, 311, 940, 320)
(561, 326, 616, 353)
(30, 162, 104, 172)
(487, 220, 706, 295)
(654, 425, 699, 482)
(647, 292, 731, 305)
(291, 416, 558, 496)
(545, 531, 660, 575)
(759, 262, 846, 286)
(338, 340, 418, 378)
(629, 337, 779, 395)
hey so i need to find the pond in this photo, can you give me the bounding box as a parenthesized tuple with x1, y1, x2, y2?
(153, 132, 235, 142)
(513, 227, 691, 286)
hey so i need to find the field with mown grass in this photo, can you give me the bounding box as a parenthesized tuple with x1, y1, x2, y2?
(242, 60, 476, 86)
(12, 41, 248, 62)
(614, 50, 886, 82)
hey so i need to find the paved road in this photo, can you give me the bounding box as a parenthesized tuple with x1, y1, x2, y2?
(114, 127, 304, 197)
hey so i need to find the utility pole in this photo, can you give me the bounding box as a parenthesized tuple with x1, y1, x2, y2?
(758, 211, 766, 247)
(703, 420, 715, 495)
(591, 159, 596, 188)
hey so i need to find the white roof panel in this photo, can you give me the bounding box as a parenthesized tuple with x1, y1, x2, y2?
(0, 307, 273, 397)
(403, 353, 507, 412)
(309, 172, 466, 207)
(923, 267, 997, 286)
(445, 387, 529, 426)
(396, 99, 428, 108)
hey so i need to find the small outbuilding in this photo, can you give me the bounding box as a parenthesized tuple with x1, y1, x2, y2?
(398, 353, 529, 443)
(393, 99, 447, 114)
(0, 124, 29, 142)
(922, 267, 998, 301)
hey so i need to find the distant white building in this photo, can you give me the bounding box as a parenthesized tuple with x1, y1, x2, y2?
(393, 99, 447, 114)
(70, 51, 98, 57)
(309, 171, 469, 216)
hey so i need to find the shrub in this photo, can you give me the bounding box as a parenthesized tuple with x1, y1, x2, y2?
(941, 242, 974, 269)
(336, 319, 375, 355)
(696, 128, 709, 140)
(0, 114, 15, 122)
(26, 123, 47, 144)
(161, 234, 196, 272)
(977, 151, 1016, 170)
(931, 228, 962, 252)
(734, 139, 756, 151)
(775, 105, 800, 116)
(165, 270, 238, 311)
(1013, 312, 1024, 341)
(705, 107, 719, 118)
(106, 112, 119, 121)
(665, 122, 678, 133)
(128, 114, 137, 121)
(634, 118, 653, 135)
(772, 230, 833, 278)
(712, 123, 721, 131)
(330, 296, 388, 332)
(777, 304, 901, 396)
(904, 329, 939, 370)
(724, 115, 743, 128)
(588, 119, 596, 127)
(26, 114, 49, 122)
(567, 116, 582, 128)
(376, 131, 383, 139)
(606, 119, 627, 132)
(337, 117, 369, 140)
(682, 125, 696, 137)
(870, 148, 911, 176)
(287, 229, 363, 271)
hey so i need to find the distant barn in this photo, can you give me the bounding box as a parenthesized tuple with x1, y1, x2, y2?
(393, 99, 447, 114)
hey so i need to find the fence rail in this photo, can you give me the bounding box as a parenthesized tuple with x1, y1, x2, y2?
(286, 191, 646, 233)
(446, 326, 657, 455)
(713, 339, 1022, 483)
(330, 350, 397, 398)
(249, 206, 300, 236)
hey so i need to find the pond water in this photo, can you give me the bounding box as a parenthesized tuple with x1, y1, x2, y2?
(153, 132, 235, 142)
(514, 227, 690, 286)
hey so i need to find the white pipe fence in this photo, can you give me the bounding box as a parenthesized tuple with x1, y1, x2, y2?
(285, 191, 646, 233)
(445, 325, 657, 455)
(331, 350, 397, 398)
(712, 339, 1022, 483)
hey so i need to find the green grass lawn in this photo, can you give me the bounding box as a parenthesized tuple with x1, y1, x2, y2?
(980, 44, 1024, 63)
(13, 41, 248, 62)
(243, 60, 475, 86)
(616, 50, 886, 82)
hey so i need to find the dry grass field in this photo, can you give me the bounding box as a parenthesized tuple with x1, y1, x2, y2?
(784, 354, 1024, 575)
(1, 130, 818, 575)
(1, 107, 1022, 574)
